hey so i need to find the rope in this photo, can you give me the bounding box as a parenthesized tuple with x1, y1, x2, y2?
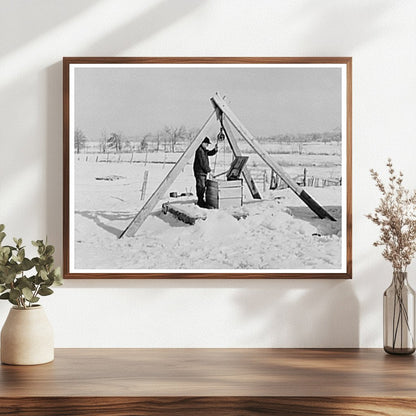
(212, 113, 224, 175)
(223, 133, 226, 171)
(213, 144, 219, 175)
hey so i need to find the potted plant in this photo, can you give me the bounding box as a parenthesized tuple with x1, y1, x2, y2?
(0, 224, 62, 365)
(367, 159, 416, 354)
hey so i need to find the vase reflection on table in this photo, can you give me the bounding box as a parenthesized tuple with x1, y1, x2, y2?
(383, 271, 415, 355)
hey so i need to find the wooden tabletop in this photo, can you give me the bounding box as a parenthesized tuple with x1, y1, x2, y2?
(1, 348, 416, 415)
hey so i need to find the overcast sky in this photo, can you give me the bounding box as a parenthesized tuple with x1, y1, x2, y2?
(74, 65, 342, 140)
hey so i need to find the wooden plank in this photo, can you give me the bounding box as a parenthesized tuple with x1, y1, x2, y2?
(217, 180, 243, 189)
(0, 348, 392, 396)
(218, 198, 242, 209)
(220, 117, 261, 199)
(211, 93, 335, 221)
(64, 57, 352, 66)
(140, 170, 149, 201)
(218, 188, 243, 198)
(119, 111, 217, 238)
(207, 179, 243, 189)
(162, 202, 207, 225)
(225, 156, 248, 180)
(2, 396, 416, 416)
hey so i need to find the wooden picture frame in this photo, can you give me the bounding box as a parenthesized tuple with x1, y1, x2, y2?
(63, 57, 352, 279)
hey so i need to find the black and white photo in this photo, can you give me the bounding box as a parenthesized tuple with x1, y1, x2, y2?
(63, 57, 352, 278)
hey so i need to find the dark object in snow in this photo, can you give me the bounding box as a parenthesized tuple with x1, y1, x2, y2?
(95, 175, 125, 181)
(169, 192, 193, 198)
(231, 210, 249, 220)
(226, 156, 249, 181)
(162, 201, 248, 225)
(312, 233, 322, 237)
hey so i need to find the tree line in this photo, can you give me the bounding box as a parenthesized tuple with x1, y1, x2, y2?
(74, 125, 341, 154)
(74, 126, 199, 154)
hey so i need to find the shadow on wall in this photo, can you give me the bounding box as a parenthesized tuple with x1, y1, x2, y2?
(57, 276, 359, 348)
(1, 0, 101, 56)
(46, 62, 64, 263)
(82, 0, 205, 56)
(354, 247, 394, 348)
(290, 0, 394, 52)
(45, 0, 205, 264)
(233, 279, 359, 348)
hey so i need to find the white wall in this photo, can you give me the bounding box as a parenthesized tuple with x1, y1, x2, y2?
(1, 0, 415, 347)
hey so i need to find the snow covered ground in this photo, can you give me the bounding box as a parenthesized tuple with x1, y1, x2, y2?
(72, 153, 343, 272)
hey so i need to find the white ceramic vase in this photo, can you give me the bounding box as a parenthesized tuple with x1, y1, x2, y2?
(1, 305, 54, 365)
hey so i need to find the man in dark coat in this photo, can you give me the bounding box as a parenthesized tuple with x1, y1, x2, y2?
(193, 137, 218, 208)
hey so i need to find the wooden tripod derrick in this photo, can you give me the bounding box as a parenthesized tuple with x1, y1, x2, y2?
(119, 93, 335, 238)
(210, 93, 336, 222)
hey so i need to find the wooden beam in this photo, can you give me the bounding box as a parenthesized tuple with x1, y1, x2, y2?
(119, 111, 217, 238)
(161, 202, 207, 225)
(211, 93, 335, 221)
(221, 117, 262, 199)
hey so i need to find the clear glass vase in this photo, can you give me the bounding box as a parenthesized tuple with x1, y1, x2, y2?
(383, 271, 415, 355)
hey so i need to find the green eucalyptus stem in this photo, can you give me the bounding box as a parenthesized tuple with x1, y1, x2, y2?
(0, 224, 63, 308)
(18, 293, 25, 309)
(21, 271, 27, 309)
(32, 284, 41, 306)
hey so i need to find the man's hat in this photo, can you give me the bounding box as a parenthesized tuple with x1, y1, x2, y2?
(203, 137, 211, 144)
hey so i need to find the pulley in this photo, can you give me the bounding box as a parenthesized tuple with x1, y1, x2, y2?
(217, 128, 225, 142)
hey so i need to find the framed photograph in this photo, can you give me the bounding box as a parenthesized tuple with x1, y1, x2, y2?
(63, 57, 352, 279)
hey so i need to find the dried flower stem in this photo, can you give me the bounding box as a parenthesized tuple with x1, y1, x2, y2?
(366, 159, 416, 272)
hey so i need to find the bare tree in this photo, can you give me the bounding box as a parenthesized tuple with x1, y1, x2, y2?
(141, 133, 151, 152)
(124, 140, 133, 152)
(108, 132, 122, 152)
(155, 130, 163, 152)
(74, 128, 86, 154)
(184, 127, 199, 143)
(100, 129, 107, 153)
(164, 125, 186, 153)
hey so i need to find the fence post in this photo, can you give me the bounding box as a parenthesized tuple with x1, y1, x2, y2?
(141, 170, 149, 201)
(270, 169, 277, 190)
